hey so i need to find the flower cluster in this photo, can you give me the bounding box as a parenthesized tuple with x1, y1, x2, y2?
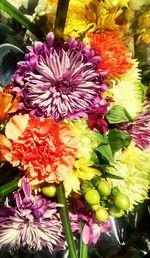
(0, 0, 150, 257)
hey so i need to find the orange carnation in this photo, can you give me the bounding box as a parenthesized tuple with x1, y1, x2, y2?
(88, 31, 133, 77)
(4, 114, 78, 185)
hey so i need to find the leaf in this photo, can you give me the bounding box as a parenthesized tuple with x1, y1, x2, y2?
(95, 134, 114, 164)
(0, 23, 15, 43)
(106, 105, 133, 124)
(0, 177, 20, 197)
(0, 43, 24, 85)
(108, 129, 132, 154)
(0, 0, 43, 39)
(104, 172, 124, 180)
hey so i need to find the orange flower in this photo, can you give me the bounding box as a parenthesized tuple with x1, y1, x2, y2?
(0, 87, 20, 121)
(88, 31, 133, 77)
(0, 134, 12, 162)
(4, 114, 78, 185)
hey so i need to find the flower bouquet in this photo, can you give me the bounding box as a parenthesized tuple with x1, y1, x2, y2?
(0, 0, 150, 258)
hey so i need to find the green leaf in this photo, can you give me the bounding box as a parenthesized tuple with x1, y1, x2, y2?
(95, 134, 114, 164)
(106, 105, 133, 124)
(0, 43, 24, 85)
(105, 172, 124, 180)
(0, 177, 20, 197)
(108, 129, 132, 153)
(0, 0, 43, 39)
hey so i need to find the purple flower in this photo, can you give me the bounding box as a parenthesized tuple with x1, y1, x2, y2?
(12, 32, 108, 121)
(0, 177, 66, 253)
(80, 214, 111, 245)
(119, 102, 150, 149)
(68, 196, 111, 245)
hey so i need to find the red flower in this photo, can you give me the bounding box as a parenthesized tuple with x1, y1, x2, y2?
(88, 107, 108, 133)
(88, 31, 133, 77)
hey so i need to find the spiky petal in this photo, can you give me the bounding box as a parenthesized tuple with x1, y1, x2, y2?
(119, 102, 150, 149)
(12, 32, 107, 121)
(0, 177, 66, 253)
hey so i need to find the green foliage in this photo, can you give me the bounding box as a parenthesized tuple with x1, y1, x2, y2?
(108, 129, 132, 154)
(0, 177, 20, 197)
(95, 134, 114, 164)
(106, 105, 133, 124)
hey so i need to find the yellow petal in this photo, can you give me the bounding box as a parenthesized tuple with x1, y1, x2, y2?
(63, 170, 80, 197)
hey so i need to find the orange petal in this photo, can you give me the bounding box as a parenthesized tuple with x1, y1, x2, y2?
(0, 134, 12, 161)
(5, 114, 29, 142)
(0, 92, 13, 120)
(9, 93, 20, 113)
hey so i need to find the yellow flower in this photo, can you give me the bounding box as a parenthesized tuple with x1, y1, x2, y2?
(105, 0, 129, 8)
(95, 2, 122, 32)
(106, 142, 150, 210)
(111, 60, 146, 119)
(64, 0, 96, 37)
(63, 157, 101, 197)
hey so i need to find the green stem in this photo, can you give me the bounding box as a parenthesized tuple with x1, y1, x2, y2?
(56, 183, 78, 258)
(0, 177, 21, 197)
(79, 221, 88, 258)
(54, 0, 70, 37)
(0, 0, 43, 39)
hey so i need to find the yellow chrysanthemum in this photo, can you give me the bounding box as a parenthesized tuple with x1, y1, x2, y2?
(95, 2, 123, 33)
(65, 119, 101, 159)
(105, 0, 129, 8)
(106, 142, 150, 210)
(63, 158, 101, 197)
(64, 0, 96, 38)
(136, 9, 150, 44)
(111, 60, 146, 119)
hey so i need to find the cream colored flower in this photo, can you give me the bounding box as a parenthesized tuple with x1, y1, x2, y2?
(106, 142, 150, 210)
(65, 119, 101, 160)
(111, 60, 146, 119)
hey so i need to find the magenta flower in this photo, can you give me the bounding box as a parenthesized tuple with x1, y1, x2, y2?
(12, 32, 108, 121)
(0, 177, 66, 253)
(119, 103, 150, 149)
(88, 106, 108, 133)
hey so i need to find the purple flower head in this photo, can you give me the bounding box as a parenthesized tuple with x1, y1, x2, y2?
(79, 214, 111, 245)
(68, 195, 111, 245)
(118, 102, 150, 149)
(12, 32, 108, 121)
(0, 177, 66, 253)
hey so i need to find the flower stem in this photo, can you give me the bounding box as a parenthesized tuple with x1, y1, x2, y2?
(0, 177, 21, 197)
(0, 0, 43, 39)
(56, 182, 78, 258)
(79, 221, 88, 258)
(54, 0, 70, 37)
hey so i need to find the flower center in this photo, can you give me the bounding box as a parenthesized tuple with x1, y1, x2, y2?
(55, 80, 74, 94)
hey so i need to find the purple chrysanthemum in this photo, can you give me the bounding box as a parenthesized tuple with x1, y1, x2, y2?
(12, 32, 108, 121)
(119, 102, 150, 150)
(0, 177, 66, 253)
